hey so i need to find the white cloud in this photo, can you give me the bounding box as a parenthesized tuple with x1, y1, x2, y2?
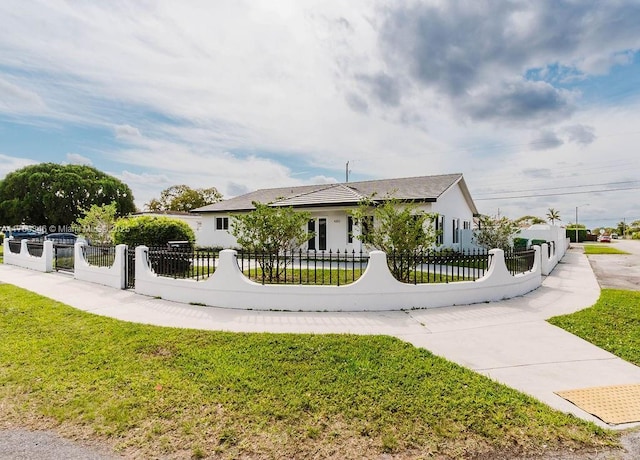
(0, 78, 47, 113)
(114, 124, 142, 140)
(0, 1, 639, 227)
(0, 153, 37, 179)
(66, 152, 92, 166)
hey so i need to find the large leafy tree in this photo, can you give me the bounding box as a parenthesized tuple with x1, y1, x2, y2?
(146, 184, 222, 212)
(231, 202, 310, 281)
(0, 163, 136, 228)
(474, 215, 520, 251)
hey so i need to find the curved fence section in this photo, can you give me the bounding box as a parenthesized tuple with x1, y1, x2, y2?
(134, 246, 542, 312)
(236, 249, 369, 285)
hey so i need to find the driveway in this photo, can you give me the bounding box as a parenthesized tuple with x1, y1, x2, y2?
(584, 239, 640, 291)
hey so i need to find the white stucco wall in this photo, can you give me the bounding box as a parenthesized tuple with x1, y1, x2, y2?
(431, 184, 474, 248)
(134, 246, 542, 311)
(73, 242, 127, 289)
(3, 238, 53, 272)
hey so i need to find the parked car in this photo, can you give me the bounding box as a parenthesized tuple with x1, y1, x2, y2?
(597, 234, 612, 243)
(44, 232, 82, 245)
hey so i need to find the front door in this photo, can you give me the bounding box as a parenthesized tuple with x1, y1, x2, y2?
(307, 218, 327, 251)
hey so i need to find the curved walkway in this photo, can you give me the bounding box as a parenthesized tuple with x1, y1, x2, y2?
(1, 246, 639, 429)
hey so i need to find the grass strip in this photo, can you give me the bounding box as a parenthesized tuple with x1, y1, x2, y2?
(549, 289, 640, 366)
(0, 284, 614, 459)
(583, 245, 630, 255)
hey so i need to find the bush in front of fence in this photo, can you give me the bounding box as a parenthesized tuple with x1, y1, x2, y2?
(113, 215, 195, 247)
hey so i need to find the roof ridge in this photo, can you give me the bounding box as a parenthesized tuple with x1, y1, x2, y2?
(270, 183, 339, 204)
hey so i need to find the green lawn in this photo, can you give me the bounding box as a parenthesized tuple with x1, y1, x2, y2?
(549, 289, 640, 366)
(0, 284, 615, 459)
(583, 244, 630, 255)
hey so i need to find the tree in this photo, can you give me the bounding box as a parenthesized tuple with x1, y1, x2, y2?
(112, 215, 195, 247)
(230, 202, 311, 281)
(0, 163, 135, 228)
(145, 184, 222, 212)
(546, 208, 561, 225)
(514, 215, 546, 227)
(350, 196, 437, 254)
(474, 215, 520, 251)
(75, 202, 118, 245)
(350, 196, 437, 279)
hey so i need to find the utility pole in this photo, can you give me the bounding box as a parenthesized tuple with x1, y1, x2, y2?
(345, 161, 350, 183)
(575, 206, 578, 243)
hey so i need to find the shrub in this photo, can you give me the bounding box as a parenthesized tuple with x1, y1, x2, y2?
(113, 216, 195, 247)
(530, 239, 547, 246)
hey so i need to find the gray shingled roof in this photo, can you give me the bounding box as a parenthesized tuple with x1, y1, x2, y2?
(193, 173, 475, 213)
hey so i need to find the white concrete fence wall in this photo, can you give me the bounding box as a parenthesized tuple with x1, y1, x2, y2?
(3, 237, 572, 311)
(134, 246, 542, 311)
(3, 238, 54, 272)
(73, 242, 128, 289)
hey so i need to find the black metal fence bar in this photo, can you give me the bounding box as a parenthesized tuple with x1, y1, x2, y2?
(147, 247, 219, 281)
(8, 240, 22, 254)
(26, 241, 44, 257)
(82, 245, 117, 268)
(236, 249, 369, 285)
(388, 248, 492, 284)
(504, 249, 536, 275)
(54, 244, 75, 272)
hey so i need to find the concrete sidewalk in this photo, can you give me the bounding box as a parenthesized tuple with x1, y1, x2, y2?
(1, 247, 639, 429)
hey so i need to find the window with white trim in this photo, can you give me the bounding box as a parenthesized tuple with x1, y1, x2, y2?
(216, 217, 229, 230)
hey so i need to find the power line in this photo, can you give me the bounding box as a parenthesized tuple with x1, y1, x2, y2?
(475, 185, 640, 201)
(474, 180, 640, 197)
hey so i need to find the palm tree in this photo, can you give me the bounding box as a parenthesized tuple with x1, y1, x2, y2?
(546, 208, 561, 225)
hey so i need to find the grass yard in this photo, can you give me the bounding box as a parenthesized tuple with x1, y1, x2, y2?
(0, 284, 615, 459)
(582, 244, 630, 255)
(549, 289, 640, 366)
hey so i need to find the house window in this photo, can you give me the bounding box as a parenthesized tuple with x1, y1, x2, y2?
(318, 218, 327, 251)
(347, 216, 354, 243)
(452, 218, 460, 244)
(307, 219, 316, 250)
(435, 215, 444, 245)
(361, 216, 374, 244)
(463, 220, 471, 230)
(216, 217, 229, 230)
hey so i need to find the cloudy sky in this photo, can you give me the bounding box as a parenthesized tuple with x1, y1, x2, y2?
(1, 0, 640, 228)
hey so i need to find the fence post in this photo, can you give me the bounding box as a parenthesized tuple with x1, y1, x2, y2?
(42, 240, 54, 272)
(116, 244, 128, 289)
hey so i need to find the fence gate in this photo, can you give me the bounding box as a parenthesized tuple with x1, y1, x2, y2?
(126, 247, 136, 289)
(54, 243, 75, 273)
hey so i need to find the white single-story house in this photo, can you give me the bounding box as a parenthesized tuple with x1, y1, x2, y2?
(192, 173, 479, 252)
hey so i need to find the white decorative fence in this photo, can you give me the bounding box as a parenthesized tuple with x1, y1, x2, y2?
(133, 246, 542, 311)
(74, 243, 128, 289)
(2, 236, 573, 311)
(3, 238, 53, 272)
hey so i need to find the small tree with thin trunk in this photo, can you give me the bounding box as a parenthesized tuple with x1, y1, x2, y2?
(474, 215, 520, 251)
(75, 202, 118, 246)
(350, 195, 437, 279)
(231, 202, 311, 282)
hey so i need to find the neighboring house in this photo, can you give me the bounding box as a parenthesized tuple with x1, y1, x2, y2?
(192, 173, 479, 252)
